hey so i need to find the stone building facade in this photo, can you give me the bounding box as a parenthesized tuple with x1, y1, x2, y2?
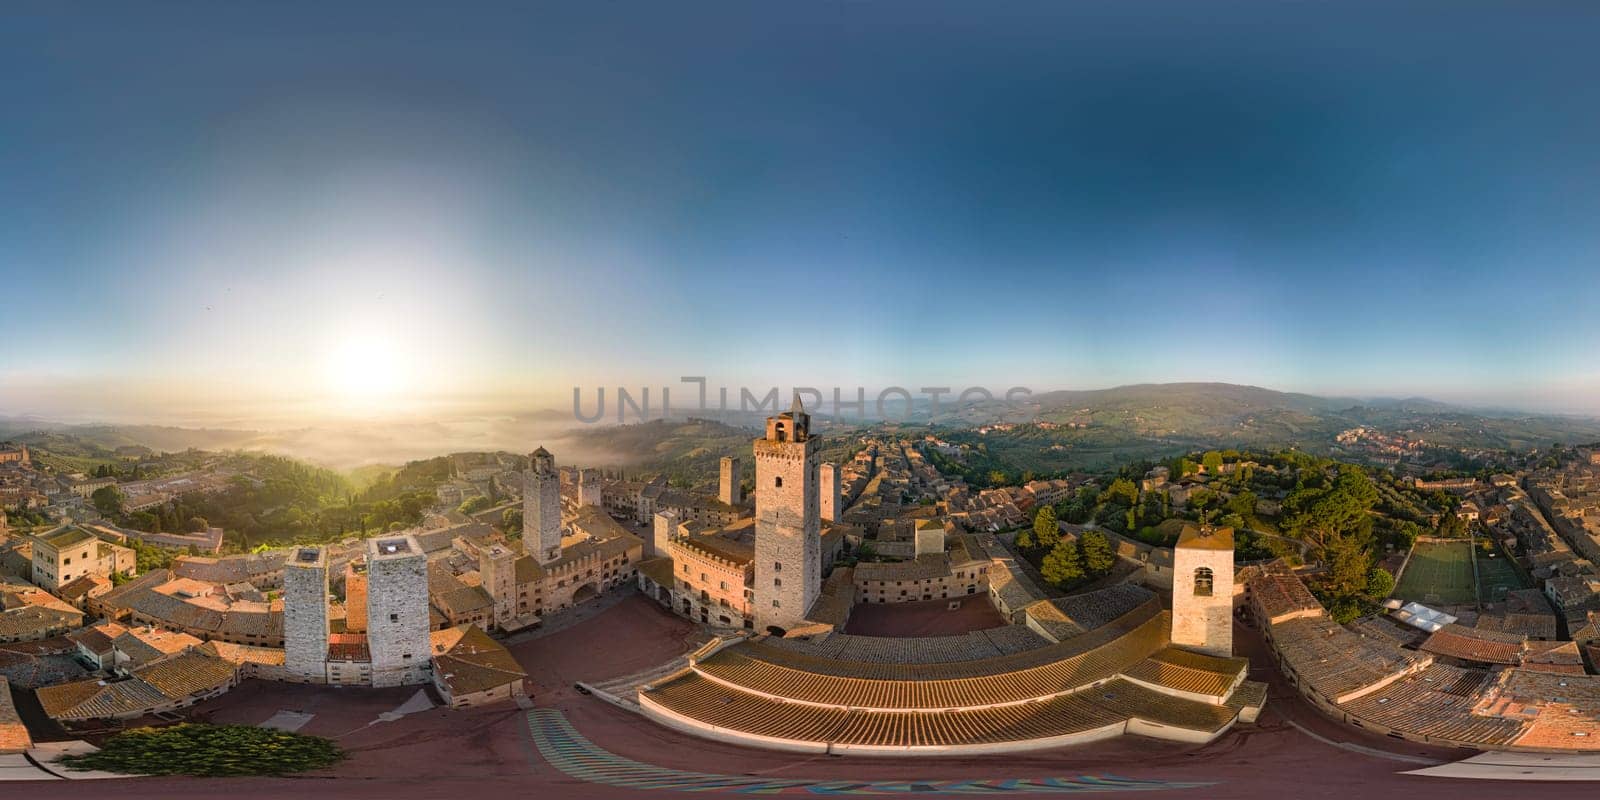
(524, 447, 562, 564)
(482, 505, 643, 627)
(282, 547, 330, 681)
(670, 534, 754, 627)
(753, 397, 822, 633)
(1171, 524, 1234, 657)
(365, 535, 431, 687)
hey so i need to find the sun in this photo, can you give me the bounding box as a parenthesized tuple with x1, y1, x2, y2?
(322, 333, 412, 407)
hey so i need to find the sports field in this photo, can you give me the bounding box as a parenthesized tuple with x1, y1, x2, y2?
(1474, 543, 1529, 603)
(1394, 540, 1477, 605)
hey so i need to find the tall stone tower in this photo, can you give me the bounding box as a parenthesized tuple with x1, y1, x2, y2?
(283, 546, 329, 682)
(577, 468, 602, 507)
(753, 395, 821, 633)
(366, 535, 431, 687)
(1171, 523, 1235, 657)
(524, 447, 561, 564)
(819, 462, 841, 522)
(719, 457, 742, 506)
(652, 509, 679, 559)
(478, 542, 518, 631)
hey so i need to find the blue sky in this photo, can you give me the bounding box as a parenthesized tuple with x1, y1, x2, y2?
(3, 2, 1599, 422)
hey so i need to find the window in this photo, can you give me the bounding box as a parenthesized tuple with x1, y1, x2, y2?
(774, 578, 782, 587)
(775, 477, 783, 488)
(390, 613, 399, 622)
(1194, 566, 1214, 597)
(774, 562, 782, 572)
(772, 599, 780, 608)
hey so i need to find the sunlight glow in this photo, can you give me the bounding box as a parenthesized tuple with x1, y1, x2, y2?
(321, 332, 412, 409)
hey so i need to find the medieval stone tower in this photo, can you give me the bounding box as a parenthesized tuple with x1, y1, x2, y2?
(524, 446, 561, 564)
(479, 542, 518, 631)
(819, 462, 841, 522)
(577, 468, 602, 507)
(1171, 523, 1235, 657)
(753, 395, 821, 633)
(652, 509, 679, 559)
(719, 456, 742, 506)
(366, 535, 431, 687)
(282, 546, 329, 682)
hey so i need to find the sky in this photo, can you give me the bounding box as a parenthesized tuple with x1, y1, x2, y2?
(3, 1, 1600, 424)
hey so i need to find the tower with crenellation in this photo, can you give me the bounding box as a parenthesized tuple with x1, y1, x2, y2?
(753, 395, 821, 633)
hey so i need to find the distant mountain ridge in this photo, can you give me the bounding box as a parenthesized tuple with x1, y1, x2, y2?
(6, 382, 1600, 472)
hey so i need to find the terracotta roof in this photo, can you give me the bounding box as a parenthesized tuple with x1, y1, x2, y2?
(0, 676, 29, 754)
(430, 624, 526, 697)
(1024, 585, 1156, 642)
(65, 620, 127, 655)
(1419, 624, 1526, 666)
(636, 556, 676, 586)
(327, 632, 371, 663)
(37, 651, 237, 720)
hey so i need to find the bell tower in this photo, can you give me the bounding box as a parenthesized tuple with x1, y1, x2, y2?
(753, 394, 821, 633)
(1172, 523, 1235, 656)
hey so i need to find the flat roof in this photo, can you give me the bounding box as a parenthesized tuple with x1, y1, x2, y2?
(35, 526, 96, 549)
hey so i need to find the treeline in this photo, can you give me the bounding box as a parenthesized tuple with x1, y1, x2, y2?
(1017, 507, 1118, 591)
(102, 453, 449, 551)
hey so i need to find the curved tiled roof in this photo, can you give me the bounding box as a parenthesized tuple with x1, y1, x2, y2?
(694, 606, 1167, 711)
(645, 672, 1241, 749)
(1337, 665, 1524, 747)
(760, 626, 1051, 664)
(1122, 647, 1248, 699)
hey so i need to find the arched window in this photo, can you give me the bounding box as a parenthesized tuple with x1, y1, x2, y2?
(1194, 566, 1214, 597)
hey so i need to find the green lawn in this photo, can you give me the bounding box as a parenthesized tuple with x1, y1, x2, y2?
(1394, 540, 1477, 605)
(1475, 543, 1529, 603)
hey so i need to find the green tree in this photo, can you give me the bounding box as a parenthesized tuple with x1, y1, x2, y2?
(185, 516, 209, 533)
(458, 495, 491, 515)
(1080, 530, 1116, 575)
(1015, 526, 1036, 551)
(1437, 511, 1467, 539)
(1226, 490, 1258, 520)
(1040, 538, 1085, 588)
(1099, 478, 1139, 508)
(1201, 451, 1224, 472)
(1365, 566, 1396, 599)
(1033, 506, 1060, 550)
(59, 724, 343, 777)
(91, 486, 125, 517)
(501, 508, 523, 534)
